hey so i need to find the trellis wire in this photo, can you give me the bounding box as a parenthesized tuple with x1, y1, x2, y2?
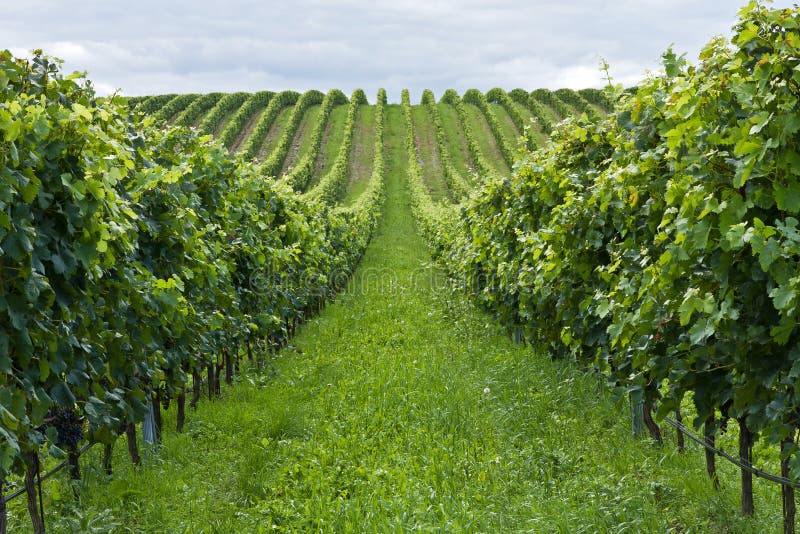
(663, 416, 800, 488)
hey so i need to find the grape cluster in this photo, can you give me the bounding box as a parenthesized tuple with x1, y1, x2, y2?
(46, 409, 85, 448)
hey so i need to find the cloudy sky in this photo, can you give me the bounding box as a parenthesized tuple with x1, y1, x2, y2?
(6, 0, 793, 101)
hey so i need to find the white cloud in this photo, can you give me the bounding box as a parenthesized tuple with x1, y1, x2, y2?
(554, 65, 604, 90)
(47, 42, 92, 64)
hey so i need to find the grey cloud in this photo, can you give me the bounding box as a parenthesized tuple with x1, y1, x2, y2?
(6, 0, 795, 99)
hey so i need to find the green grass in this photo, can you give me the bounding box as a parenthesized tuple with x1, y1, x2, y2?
(588, 102, 608, 118)
(463, 104, 509, 175)
(560, 102, 583, 119)
(490, 103, 520, 143)
(285, 104, 322, 173)
(229, 108, 265, 153)
(436, 103, 475, 183)
(411, 105, 450, 202)
(513, 102, 550, 147)
(4, 104, 787, 534)
(161, 94, 200, 124)
(530, 97, 561, 125)
(342, 105, 376, 205)
(256, 106, 294, 160)
(307, 104, 348, 189)
(212, 99, 247, 137)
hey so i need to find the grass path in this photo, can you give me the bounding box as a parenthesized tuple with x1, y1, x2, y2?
(410, 105, 450, 202)
(513, 102, 550, 147)
(19, 107, 783, 533)
(256, 107, 294, 160)
(211, 99, 247, 137)
(463, 104, 510, 176)
(229, 108, 265, 153)
(436, 103, 475, 184)
(307, 105, 348, 189)
(490, 103, 520, 141)
(280, 104, 322, 177)
(342, 105, 376, 205)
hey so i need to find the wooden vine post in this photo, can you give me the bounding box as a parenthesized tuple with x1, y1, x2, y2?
(224, 348, 233, 385)
(739, 418, 754, 516)
(1, 480, 7, 534)
(208, 363, 215, 400)
(191, 367, 202, 409)
(126, 423, 142, 466)
(176, 389, 186, 432)
(704, 416, 719, 489)
(153, 390, 163, 442)
(23, 452, 44, 534)
(68, 445, 81, 481)
(103, 444, 114, 476)
(782, 435, 796, 534)
(630, 395, 644, 438)
(642, 402, 663, 445)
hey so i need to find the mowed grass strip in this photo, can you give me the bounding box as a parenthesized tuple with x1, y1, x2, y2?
(307, 104, 349, 190)
(342, 105, 376, 205)
(229, 107, 265, 153)
(490, 103, 520, 143)
(212, 99, 248, 137)
(410, 105, 450, 202)
(280, 105, 322, 177)
(513, 102, 550, 147)
(436, 103, 475, 183)
(21, 103, 781, 534)
(463, 104, 510, 176)
(256, 107, 294, 161)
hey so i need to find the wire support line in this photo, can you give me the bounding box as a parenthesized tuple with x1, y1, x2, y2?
(1, 442, 95, 504)
(663, 416, 799, 488)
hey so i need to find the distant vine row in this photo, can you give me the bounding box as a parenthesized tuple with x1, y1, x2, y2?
(420, 90, 470, 201)
(283, 89, 348, 191)
(173, 92, 223, 127)
(198, 92, 249, 135)
(218, 91, 274, 149)
(440, 89, 495, 181)
(153, 93, 199, 122)
(462, 88, 516, 169)
(240, 90, 299, 160)
(305, 89, 367, 204)
(260, 90, 325, 178)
